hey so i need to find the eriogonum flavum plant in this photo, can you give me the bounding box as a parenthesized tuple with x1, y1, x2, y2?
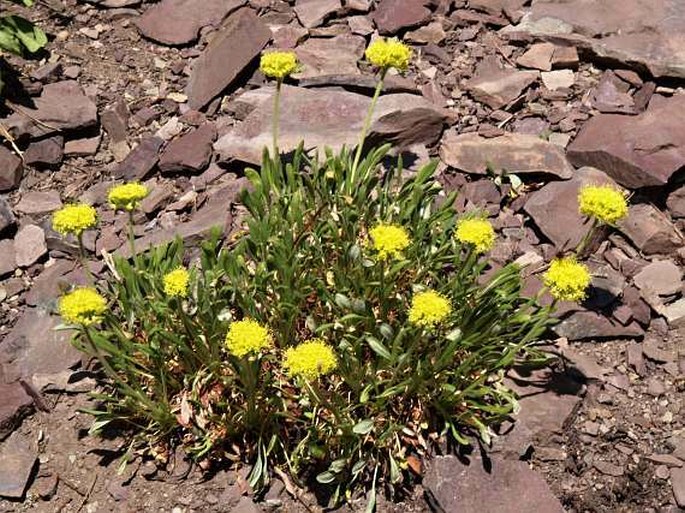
(59, 38, 608, 508)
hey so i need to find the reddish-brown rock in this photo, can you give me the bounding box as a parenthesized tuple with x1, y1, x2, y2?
(186, 9, 270, 110)
(524, 167, 617, 250)
(0, 146, 22, 192)
(136, 0, 245, 45)
(0, 382, 33, 441)
(294, 0, 341, 28)
(618, 203, 684, 255)
(159, 123, 217, 174)
(515, 0, 685, 80)
(466, 69, 539, 109)
(5, 81, 97, 138)
(373, 0, 432, 35)
(567, 95, 685, 188)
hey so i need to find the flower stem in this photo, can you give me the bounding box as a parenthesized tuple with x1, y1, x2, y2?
(127, 210, 139, 266)
(575, 219, 598, 257)
(77, 233, 94, 285)
(273, 79, 283, 161)
(351, 67, 388, 181)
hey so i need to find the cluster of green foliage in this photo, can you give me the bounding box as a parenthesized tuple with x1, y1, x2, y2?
(0, 0, 47, 91)
(72, 143, 554, 503)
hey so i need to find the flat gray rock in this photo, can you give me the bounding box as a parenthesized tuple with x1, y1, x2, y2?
(440, 132, 574, 179)
(294, 34, 365, 79)
(13, 224, 47, 268)
(0, 307, 79, 385)
(424, 455, 565, 513)
(506, 0, 685, 80)
(215, 85, 448, 164)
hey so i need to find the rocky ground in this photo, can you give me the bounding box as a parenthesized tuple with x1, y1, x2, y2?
(1, 0, 685, 511)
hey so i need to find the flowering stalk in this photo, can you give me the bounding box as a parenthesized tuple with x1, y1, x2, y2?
(351, 67, 387, 179)
(77, 232, 95, 284)
(259, 51, 298, 159)
(127, 211, 139, 264)
(273, 78, 283, 160)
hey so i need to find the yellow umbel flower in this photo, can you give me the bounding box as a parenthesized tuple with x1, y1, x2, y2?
(225, 319, 273, 358)
(108, 182, 149, 212)
(260, 51, 298, 79)
(408, 289, 452, 327)
(578, 185, 628, 225)
(455, 217, 495, 254)
(365, 38, 412, 71)
(543, 257, 591, 302)
(283, 339, 337, 380)
(369, 223, 411, 260)
(59, 287, 107, 326)
(52, 204, 98, 236)
(163, 267, 190, 298)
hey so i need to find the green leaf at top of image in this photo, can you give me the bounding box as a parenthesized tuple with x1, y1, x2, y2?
(0, 15, 47, 55)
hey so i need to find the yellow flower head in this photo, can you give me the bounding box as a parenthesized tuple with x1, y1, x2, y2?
(365, 38, 412, 71)
(59, 287, 107, 326)
(260, 51, 299, 79)
(52, 204, 98, 237)
(408, 289, 452, 327)
(369, 223, 411, 260)
(543, 257, 591, 302)
(455, 217, 496, 254)
(283, 339, 337, 380)
(108, 182, 150, 212)
(225, 319, 273, 358)
(163, 267, 190, 298)
(578, 184, 628, 225)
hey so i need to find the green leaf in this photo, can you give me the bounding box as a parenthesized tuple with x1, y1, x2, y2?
(316, 471, 336, 484)
(352, 419, 374, 435)
(0, 16, 47, 54)
(334, 293, 352, 310)
(366, 336, 391, 360)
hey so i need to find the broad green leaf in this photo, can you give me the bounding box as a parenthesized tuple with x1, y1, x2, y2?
(352, 419, 374, 435)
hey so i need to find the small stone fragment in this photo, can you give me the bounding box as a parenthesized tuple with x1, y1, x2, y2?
(0, 146, 23, 192)
(13, 225, 47, 268)
(0, 431, 37, 499)
(15, 191, 63, 215)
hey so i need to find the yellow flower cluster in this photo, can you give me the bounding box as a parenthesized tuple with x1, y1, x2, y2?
(225, 319, 273, 358)
(365, 38, 412, 71)
(59, 287, 107, 326)
(408, 289, 452, 327)
(578, 184, 628, 225)
(455, 218, 495, 254)
(163, 267, 190, 298)
(260, 51, 298, 79)
(108, 182, 150, 212)
(283, 339, 337, 380)
(543, 257, 591, 302)
(369, 223, 410, 260)
(52, 204, 98, 236)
